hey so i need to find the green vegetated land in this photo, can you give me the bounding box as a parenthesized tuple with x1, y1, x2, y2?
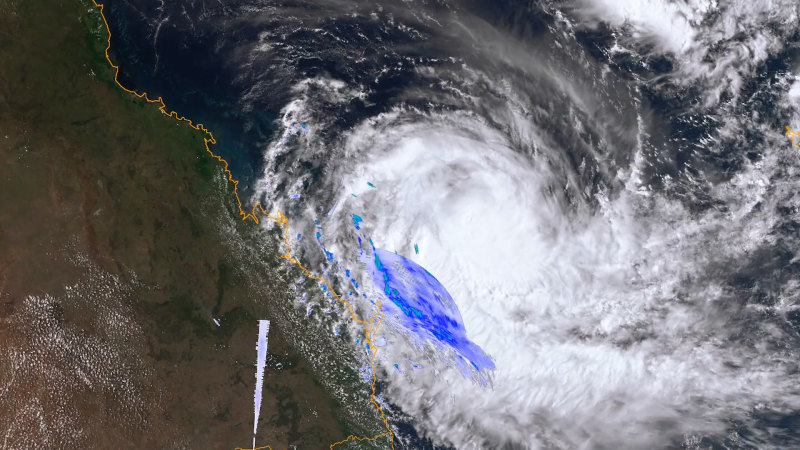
(0, 1, 386, 448)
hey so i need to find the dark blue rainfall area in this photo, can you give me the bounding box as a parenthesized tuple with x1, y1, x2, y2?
(368, 248, 494, 372)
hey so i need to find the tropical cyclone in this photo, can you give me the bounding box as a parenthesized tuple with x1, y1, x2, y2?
(103, 0, 800, 448)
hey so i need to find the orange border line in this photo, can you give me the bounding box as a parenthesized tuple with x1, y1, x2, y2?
(89, 1, 394, 448)
(786, 126, 800, 151)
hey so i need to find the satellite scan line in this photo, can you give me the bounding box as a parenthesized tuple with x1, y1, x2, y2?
(253, 320, 271, 449)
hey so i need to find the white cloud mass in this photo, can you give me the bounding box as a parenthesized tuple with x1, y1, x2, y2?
(317, 109, 800, 449)
(248, 0, 800, 447)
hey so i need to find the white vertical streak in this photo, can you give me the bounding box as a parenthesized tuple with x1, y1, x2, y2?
(253, 319, 270, 446)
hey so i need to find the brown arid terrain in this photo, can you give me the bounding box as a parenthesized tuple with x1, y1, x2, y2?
(0, 1, 387, 448)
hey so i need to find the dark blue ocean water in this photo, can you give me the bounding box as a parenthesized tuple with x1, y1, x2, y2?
(95, 1, 800, 448)
(101, 0, 283, 198)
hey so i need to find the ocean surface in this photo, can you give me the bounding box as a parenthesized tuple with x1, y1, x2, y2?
(99, 0, 800, 448)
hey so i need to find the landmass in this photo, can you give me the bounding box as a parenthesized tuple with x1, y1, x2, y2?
(0, 1, 387, 448)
